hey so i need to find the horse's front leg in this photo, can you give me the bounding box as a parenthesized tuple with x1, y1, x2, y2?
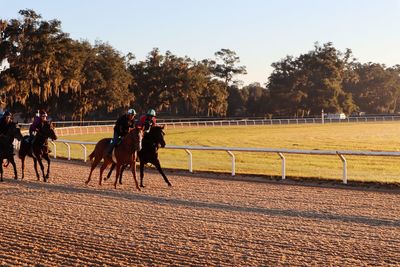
(114, 163, 120, 189)
(36, 157, 47, 182)
(139, 161, 145, 188)
(0, 161, 3, 182)
(105, 163, 115, 181)
(154, 159, 172, 187)
(32, 157, 40, 181)
(43, 153, 51, 180)
(131, 157, 140, 191)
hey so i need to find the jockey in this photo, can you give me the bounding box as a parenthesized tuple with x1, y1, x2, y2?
(139, 108, 157, 133)
(29, 110, 48, 143)
(107, 108, 136, 157)
(0, 111, 13, 135)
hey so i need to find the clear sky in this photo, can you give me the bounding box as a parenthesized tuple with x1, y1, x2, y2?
(2, 0, 400, 86)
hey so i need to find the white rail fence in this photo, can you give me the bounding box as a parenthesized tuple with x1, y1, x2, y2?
(17, 115, 400, 130)
(50, 139, 400, 184)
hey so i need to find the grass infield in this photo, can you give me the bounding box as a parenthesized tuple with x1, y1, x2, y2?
(54, 122, 400, 183)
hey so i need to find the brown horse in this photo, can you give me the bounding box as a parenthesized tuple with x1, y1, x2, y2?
(0, 122, 23, 182)
(85, 127, 143, 190)
(106, 125, 171, 187)
(19, 121, 57, 182)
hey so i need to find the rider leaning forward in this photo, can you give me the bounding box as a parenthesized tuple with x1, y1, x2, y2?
(107, 108, 137, 157)
(139, 108, 157, 132)
(29, 110, 48, 144)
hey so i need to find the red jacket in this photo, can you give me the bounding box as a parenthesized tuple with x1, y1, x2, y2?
(139, 115, 156, 126)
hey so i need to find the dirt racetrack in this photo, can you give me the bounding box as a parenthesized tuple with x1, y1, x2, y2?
(1, 159, 400, 266)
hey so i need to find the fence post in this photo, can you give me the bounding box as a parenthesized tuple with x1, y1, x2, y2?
(337, 153, 347, 184)
(185, 149, 193, 173)
(227, 151, 235, 176)
(278, 153, 286, 179)
(80, 144, 87, 162)
(64, 142, 71, 160)
(50, 141, 57, 159)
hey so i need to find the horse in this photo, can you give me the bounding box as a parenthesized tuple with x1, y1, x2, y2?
(18, 121, 58, 182)
(0, 122, 23, 182)
(85, 127, 143, 190)
(106, 125, 172, 188)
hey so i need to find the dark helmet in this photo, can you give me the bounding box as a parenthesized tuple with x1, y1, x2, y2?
(3, 111, 11, 117)
(147, 109, 156, 116)
(39, 109, 47, 116)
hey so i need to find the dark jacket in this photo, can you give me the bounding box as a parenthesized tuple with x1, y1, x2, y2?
(0, 117, 10, 135)
(114, 114, 134, 136)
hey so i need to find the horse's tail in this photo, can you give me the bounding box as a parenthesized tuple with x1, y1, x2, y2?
(89, 150, 95, 161)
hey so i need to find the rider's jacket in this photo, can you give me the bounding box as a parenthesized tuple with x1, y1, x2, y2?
(114, 114, 134, 137)
(0, 116, 11, 135)
(139, 115, 156, 128)
(29, 116, 44, 135)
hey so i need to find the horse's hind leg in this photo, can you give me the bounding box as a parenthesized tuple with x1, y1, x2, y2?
(119, 165, 127, 185)
(20, 156, 26, 180)
(9, 157, 18, 180)
(154, 159, 172, 187)
(85, 156, 101, 185)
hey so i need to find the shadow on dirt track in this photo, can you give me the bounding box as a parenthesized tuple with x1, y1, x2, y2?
(7, 178, 400, 228)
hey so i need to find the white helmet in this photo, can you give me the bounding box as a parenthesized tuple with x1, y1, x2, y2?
(127, 108, 136, 115)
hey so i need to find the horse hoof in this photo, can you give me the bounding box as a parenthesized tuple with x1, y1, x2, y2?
(167, 183, 172, 187)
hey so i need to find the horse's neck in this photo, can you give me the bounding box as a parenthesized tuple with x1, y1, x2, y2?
(35, 131, 48, 145)
(122, 130, 139, 151)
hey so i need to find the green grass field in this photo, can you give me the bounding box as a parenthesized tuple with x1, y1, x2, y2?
(54, 122, 400, 183)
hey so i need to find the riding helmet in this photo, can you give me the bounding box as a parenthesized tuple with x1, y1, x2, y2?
(127, 108, 136, 115)
(147, 109, 156, 116)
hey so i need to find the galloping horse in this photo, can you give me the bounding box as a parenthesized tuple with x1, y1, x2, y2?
(0, 122, 23, 181)
(19, 121, 57, 182)
(85, 127, 143, 190)
(106, 125, 172, 187)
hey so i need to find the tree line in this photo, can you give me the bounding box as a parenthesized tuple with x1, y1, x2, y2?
(1, 10, 399, 121)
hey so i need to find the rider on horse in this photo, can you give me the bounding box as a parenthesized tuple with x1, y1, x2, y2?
(0, 111, 14, 154)
(107, 108, 137, 157)
(139, 108, 157, 133)
(29, 110, 48, 144)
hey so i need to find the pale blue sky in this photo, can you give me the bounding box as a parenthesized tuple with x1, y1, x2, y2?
(2, 0, 400, 85)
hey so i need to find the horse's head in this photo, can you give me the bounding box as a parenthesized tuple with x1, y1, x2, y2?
(10, 122, 23, 141)
(149, 125, 166, 148)
(40, 121, 58, 140)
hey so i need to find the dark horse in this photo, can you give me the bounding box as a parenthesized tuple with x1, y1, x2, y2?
(85, 127, 143, 190)
(0, 122, 23, 181)
(106, 125, 172, 188)
(19, 121, 58, 182)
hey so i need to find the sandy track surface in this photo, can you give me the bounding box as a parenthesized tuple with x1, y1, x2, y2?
(1, 159, 400, 266)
